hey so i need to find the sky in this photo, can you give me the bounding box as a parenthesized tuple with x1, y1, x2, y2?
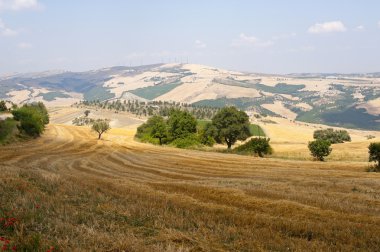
(0, 0, 380, 74)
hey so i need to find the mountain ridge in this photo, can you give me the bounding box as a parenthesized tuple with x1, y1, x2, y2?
(1, 63, 380, 130)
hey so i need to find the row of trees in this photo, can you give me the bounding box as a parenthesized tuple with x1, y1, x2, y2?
(76, 100, 221, 120)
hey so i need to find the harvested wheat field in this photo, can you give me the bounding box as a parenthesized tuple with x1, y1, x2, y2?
(1, 124, 380, 251)
(260, 117, 380, 162)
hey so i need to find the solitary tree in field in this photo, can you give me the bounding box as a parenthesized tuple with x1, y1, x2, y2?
(150, 115, 168, 145)
(368, 142, 380, 170)
(308, 139, 332, 161)
(84, 110, 90, 117)
(212, 107, 251, 149)
(92, 119, 110, 139)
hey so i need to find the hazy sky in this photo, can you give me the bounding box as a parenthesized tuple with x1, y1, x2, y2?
(1, 0, 380, 74)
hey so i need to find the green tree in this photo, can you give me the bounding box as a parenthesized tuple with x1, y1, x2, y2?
(12, 102, 49, 137)
(235, 138, 272, 157)
(212, 107, 251, 149)
(136, 123, 150, 139)
(368, 142, 380, 169)
(0, 100, 7, 112)
(92, 119, 110, 139)
(167, 109, 197, 139)
(36, 102, 49, 125)
(199, 123, 217, 146)
(149, 115, 168, 145)
(308, 139, 332, 161)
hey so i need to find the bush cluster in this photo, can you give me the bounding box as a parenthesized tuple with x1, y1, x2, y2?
(313, 128, 351, 144)
(170, 134, 202, 149)
(136, 110, 198, 148)
(135, 107, 269, 155)
(234, 138, 272, 157)
(0, 118, 18, 144)
(11, 102, 49, 137)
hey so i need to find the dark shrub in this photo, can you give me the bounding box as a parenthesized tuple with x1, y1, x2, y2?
(368, 142, 380, 171)
(0, 100, 7, 112)
(313, 128, 351, 144)
(170, 134, 201, 149)
(308, 139, 332, 161)
(234, 138, 272, 157)
(199, 123, 217, 146)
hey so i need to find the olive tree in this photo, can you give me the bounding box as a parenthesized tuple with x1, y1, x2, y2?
(92, 119, 110, 139)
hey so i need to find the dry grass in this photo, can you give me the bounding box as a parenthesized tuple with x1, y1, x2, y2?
(1, 124, 380, 251)
(260, 117, 380, 162)
(270, 141, 375, 162)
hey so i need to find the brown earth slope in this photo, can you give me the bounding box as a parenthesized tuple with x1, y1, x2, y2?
(0, 124, 380, 251)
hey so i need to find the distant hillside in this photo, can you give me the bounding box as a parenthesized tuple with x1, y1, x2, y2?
(1, 63, 380, 130)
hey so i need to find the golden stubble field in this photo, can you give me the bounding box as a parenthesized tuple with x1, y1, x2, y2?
(1, 116, 380, 251)
(258, 117, 380, 162)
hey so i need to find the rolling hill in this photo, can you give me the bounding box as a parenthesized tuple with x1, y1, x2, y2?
(1, 121, 379, 250)
(1, 63, 380, 130)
